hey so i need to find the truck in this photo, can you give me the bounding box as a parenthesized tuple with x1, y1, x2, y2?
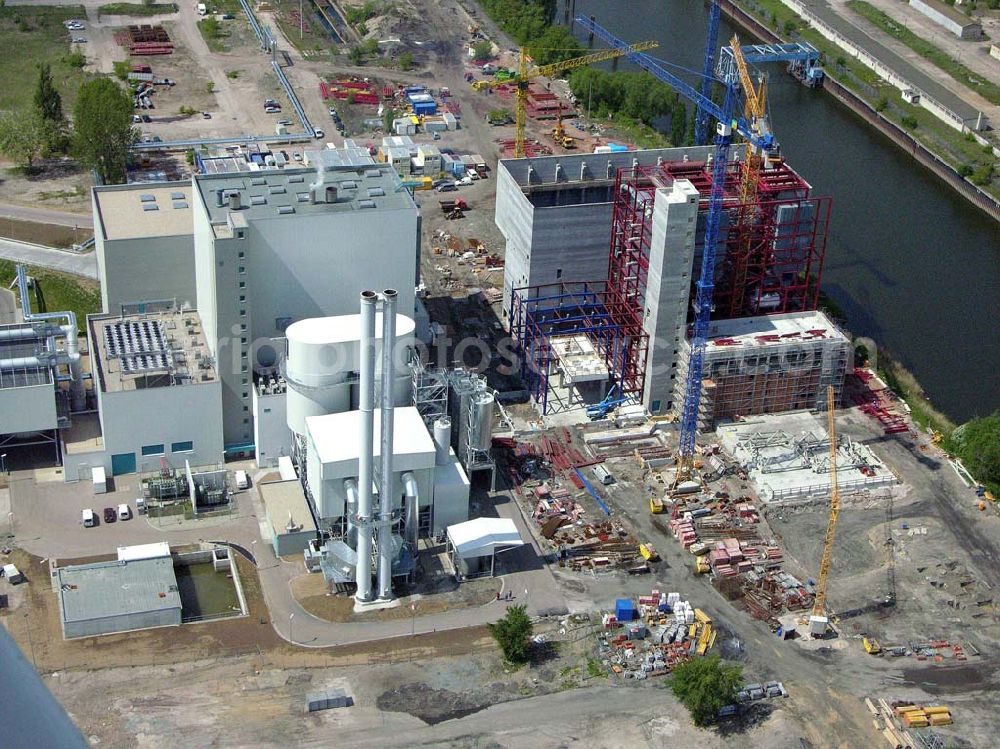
(197, 3, 207, 15)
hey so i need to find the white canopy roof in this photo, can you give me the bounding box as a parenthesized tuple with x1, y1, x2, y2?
(447, 517, 524, 559)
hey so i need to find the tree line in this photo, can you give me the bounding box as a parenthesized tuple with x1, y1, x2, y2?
(477, 0, 691, 145)
(0, 65, 137, 183)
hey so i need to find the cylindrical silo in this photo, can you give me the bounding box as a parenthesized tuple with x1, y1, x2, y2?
(471, 391, 495, 452)
(433, 417, 451, 466)
(284, 317, 353, 436)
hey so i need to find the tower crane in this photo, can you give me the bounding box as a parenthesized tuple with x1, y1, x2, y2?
(575, 16, 820, 486)
(809, 385, 842, 638)
(695, 0, 722, 146)
(473, 40, 659, 158)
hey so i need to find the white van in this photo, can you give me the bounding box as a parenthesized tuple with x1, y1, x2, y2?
(234, 470, 249, 491)
(197, 2, 207, 15)
(82, 508, 96, 527)
(117, 503, 132, 521)
(2, 563, 24, 584)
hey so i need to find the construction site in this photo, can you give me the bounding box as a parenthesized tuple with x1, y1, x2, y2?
(0, 1, 998, 748)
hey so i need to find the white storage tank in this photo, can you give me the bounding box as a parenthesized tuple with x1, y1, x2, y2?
(284, 312, 415, 436)
(433, 417, 451, 466)
(471, 392, 494, 451)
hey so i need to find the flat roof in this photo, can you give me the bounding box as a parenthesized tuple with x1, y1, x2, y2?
(93, 182, 194, 240)
(499, 146, 717, 188)
(88, 308, 216, 392)
(304, 144, 376, 169)
(55, 556, 181, 624)
(194, 164, 413, 225)
(911, 0, 977, 27)
(117, 542, 171, 562)
(704, 311, 848, 350)
(259, 479, 317, 536)
(307, 406, 435, 469)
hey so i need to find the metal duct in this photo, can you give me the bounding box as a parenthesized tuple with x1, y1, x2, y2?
(15, 265, 84, 411)
(402, 471, 419, 547)
(354, 290, 378, 603)
(377, 288, 397, 600)
(343, 478, 359, 545)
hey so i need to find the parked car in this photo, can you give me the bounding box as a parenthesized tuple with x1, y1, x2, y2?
(313, 128, 325, 139)
(202, 112, 211, 119)
(132, 115, 142, 123)
(103, 507, 117, 524)
(82, 508, 96, 527)
(71, 37, 87, 43)
(135, 497, 147, 515)
(141, 114, 152, 123)
(117, 503, 131, 521)
(264, 106, 281, 114)
(436, 183, 458, 192)
(292, 152, 302, 162)
(431, 178, 450, 189)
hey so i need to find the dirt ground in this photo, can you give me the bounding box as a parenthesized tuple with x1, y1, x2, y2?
(0, 216, 93, 246)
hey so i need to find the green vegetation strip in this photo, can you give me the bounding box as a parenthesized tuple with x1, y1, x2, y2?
(98, 3, 178, 16)
(0, 260, 101, 322)
(847, 0, 1000, 107)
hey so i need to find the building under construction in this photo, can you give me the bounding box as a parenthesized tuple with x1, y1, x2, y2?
(498, 147, 839, 423)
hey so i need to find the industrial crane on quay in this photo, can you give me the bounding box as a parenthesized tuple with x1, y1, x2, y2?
(574, 16, 821, 488)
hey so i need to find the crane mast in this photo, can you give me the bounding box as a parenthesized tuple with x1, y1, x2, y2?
(809, 385, 841, 637)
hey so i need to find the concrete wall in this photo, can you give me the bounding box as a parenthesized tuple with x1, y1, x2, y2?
(273, 527, 315, 557)
(98, 234, 197, 313)
(909, 0, 980, 38)
(642, 180, 700, 414)
(0, 382, 57, 433)
(63, 606, 181, 639)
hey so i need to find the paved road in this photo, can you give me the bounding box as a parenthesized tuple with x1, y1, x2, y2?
(0, 238, 97, 279)
(0, 203, 93, 229)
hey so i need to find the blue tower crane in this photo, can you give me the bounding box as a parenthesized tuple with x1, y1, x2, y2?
(695, 1, 721, 146)
(574, 16, 819, 482)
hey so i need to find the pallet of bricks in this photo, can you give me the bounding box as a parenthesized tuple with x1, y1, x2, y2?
(114, 25, 173, 55)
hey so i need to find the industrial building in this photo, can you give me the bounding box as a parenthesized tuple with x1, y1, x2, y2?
(55, 555, 182, 639)
(908, 0, 982, 39)
(259, 478, 317, 557)
(675, 311, 850, 429)
(498, 147, 835, 424)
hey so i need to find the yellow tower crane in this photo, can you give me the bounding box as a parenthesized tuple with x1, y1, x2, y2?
(728, 35, 775, 316)
(808, 384, 842, 638)
(473, 40, 659, 158)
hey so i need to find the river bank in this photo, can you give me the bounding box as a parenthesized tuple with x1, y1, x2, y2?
(714, 0, 1000, 222)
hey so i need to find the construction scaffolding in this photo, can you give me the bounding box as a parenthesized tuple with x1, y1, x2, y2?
(509, 281, 649, 415)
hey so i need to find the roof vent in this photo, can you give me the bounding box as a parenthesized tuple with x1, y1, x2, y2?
(250, 177, 267, 186)
(170, 191, 185, 200)
(367, 187, 385, 197)
(250, 195, 267, 206)
(172, 201, 188, 209)
(288, 175, 305, 184)
(358, 199, 376, 209)
(365, 169, 381, 178)
(140, 194, 156, 203)
(228, 191, 241, 210)
(297, 192, 310, 203)
(278, 205, 295, 215)
(269, 186, 287, 195)
(143, 204, 159, 212)
(339, 180, 358, 190)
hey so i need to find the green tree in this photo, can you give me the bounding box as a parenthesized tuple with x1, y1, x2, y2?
(382, 106, 396, 133)
(947, 412, 1000, 495)
(72, 78, 136, 184)
(397, 51, 414, 70)
(670, 654, 742, 726)
(670, 101, 687, 146)
(854, 342, 870, 365)
(34, 63, 63, 124)
(0, 109, 53, 169)
(526, 24, 581, 67)
(487, 604, 533, 664)
(874, 95, 889, 113)
(471, 40, 493, 61)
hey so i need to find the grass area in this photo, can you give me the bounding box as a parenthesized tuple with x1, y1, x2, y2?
(734, 0, 999, 199)
(98, 3, 178, 16)
(198, 16, 230, 52)
(0, 5, 94, 112)
(0, 217, 92, 248)
(0, 260, 101, 322)
(603, 114, 674, 149)
(847, 1, 1000, 107)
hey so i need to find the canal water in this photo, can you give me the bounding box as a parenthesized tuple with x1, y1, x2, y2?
(565, 0, 1000, 423)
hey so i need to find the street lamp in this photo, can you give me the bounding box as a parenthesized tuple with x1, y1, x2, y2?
(288, 612, 295, 644)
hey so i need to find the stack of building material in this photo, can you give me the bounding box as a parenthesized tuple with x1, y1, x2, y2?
(893, 704, 952, 728)
(114, 25, 173, 55)
(667, 517, 697, 549)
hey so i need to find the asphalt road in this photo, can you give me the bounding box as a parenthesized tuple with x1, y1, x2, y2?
(0, 238, 97, 279)
(0, 203, 92, 229)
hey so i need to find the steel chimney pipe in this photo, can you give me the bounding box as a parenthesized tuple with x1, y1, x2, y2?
(354, 290, 378, 603)
(377, 289, 397, 600)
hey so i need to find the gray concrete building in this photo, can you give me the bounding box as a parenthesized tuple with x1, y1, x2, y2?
(259, 478, 317, 556)
(909, 0, 981, 39)
(191, 163, 421, 449)
(55, 556, 182, 639)
(92, 182, 197, 313)
(494, 146, 717, 321)
(63, 306, 224, 480)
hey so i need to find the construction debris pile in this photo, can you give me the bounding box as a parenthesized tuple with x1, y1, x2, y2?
(595, 591, 716, 678)
(852, 368, 910, 435)
(114, 25, 173, 55)
(554, 521, 646, 574)
(866, 696, 955, 749)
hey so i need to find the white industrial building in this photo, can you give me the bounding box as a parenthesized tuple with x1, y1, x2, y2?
(909, 0, 982, 39)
